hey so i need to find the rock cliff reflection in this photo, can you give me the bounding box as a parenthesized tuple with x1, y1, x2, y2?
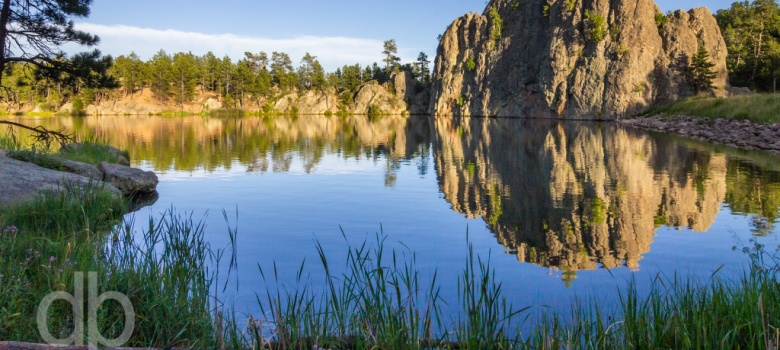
(5, 114, 778, 284)
(433, 117, 779, 283)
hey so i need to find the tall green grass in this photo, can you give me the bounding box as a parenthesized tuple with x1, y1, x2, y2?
(649, 93, 780, 124)
(1, 184, 778, 348)
(0, 184, 241, 348)
(0, 132, 21, 151)
(57, 141, 130, 166)
(526, 248, 779, 348)
(250, 236, 780, 349)
(2, 136, 129, 169)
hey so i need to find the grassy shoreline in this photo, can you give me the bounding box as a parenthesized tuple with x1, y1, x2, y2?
(1, 130, 779, 348)
(0, 186, 778, 348)
(645, 93, 780, 125)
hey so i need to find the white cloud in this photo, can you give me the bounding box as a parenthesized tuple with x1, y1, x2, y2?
(64, 23, 418, 71)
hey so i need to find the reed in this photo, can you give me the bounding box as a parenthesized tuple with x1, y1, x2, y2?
(1, 185, 778, 348)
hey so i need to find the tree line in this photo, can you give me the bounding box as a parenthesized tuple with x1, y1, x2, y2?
(2, 39, 432, 112)
(717, 0, 780, 92)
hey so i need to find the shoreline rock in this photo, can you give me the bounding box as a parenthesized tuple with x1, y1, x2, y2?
(619, 115, 780, 154)
(0, 155, 121, 207)
(0, 151, 159, 208)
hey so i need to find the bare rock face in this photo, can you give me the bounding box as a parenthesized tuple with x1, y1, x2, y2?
(100, 162, 159, 195)
(430, 0, 728, 119)
(275, 90, 338, 114)
(390, 71, 416, 101)
(352, 82, 408, 114)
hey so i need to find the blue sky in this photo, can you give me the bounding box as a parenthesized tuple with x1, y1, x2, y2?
(73, 0, 735, 70)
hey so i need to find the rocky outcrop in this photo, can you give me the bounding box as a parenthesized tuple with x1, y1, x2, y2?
(391, 71, 431, 115)
(0, 142, 158, 206)
(100, 162, 159, 195)
(275, 90, 339, 114)
(430, 0, 728, 119)
(353, 83, 407, 114)
(39, 79, 430, 116)
(0, 154, 120, 207)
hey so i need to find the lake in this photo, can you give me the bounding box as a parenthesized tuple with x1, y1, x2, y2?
(4, 114, 780, 322)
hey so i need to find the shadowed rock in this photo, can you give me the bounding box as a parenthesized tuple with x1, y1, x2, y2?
(60, 159, 102, 179)
(99, 162, 158, 195)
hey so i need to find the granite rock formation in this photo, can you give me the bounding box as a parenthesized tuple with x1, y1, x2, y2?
(430, 0, 728, 118)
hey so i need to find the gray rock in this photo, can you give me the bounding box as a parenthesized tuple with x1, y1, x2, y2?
(100, 162, 158, 195)
(60, 159, 103, 179)
(0, 154, 120, 207)
(430, 1, 728, 119)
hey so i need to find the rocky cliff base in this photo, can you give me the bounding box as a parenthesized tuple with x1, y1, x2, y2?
(620, 116, 780, 154)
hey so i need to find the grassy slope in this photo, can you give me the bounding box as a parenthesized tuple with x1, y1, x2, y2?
(649, 93, 780, 124)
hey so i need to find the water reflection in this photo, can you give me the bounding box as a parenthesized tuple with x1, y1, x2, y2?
(4, 114, 434, 175)
(3, 114, 779, 283)
(434, 117, 780, 284)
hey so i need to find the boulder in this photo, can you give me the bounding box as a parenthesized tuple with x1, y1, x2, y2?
(0, 154, 120, 207)
(100, 162, 158, 195)
(430, 0, 728, 119)
(60, 159, 103, 180)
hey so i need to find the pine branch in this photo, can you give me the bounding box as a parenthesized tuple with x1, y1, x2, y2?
(0, 120, 73, 149)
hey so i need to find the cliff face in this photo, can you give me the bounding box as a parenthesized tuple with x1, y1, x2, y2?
(430, 0, 728, 119)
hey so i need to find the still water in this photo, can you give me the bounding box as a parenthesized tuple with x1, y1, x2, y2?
(5, 114, 780, 319)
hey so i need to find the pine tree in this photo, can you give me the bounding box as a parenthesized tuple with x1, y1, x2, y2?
(148, 50, 173, 102)
(382, 39, 401, 71)
(416, 52, 431, 83)
(0, 0, 99, 85)
(171, 52, 197, 106)
(690, 46, 718, 94)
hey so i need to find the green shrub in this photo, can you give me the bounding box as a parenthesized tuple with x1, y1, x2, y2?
(367, 104, 383, 117)
(466, 57, 476, 71)
(655, 12, 669, 29)
(585, 10, 607, 42)
(71, 97, 85, 116)
(566, 0, 577, 11)
(489, 7, 504, 48)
